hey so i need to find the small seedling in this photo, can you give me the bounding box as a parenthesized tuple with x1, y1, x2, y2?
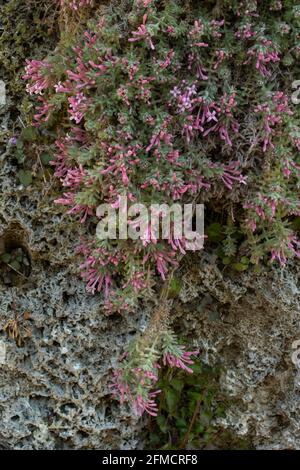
(0, 246, 31, 286)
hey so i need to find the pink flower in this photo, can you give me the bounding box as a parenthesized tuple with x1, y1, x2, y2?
(245, 218, 257, 232)
(33, 97, 54, 124)
(128, 14, 155, 50)
(110, 369, 132, 404)
(213, 50, 231, 69)
(271, 236, 300, 266)
(189, 20, 205, 42)
(81, 269, 112, 295)
(137, 0, 153, 7)
(190, 42, 209, 48)
(68, 92, 88, 124)
(110, 366, 160, 417)
(235, 23, 256, 39)
(170, 83, 197, 114)
(54, 81, 73, 93)
(54, 192, 93, 223)
(133, 391, 160, 417)
(282, 159, 300, 178)
(51, 139, 70, 178)
(254, 92, 293, 151)
(100, 142, 141, 186)
(122, 271, 149, 292)
(245, 40, 280, 77)
(210, 19, 225, 38)
(62, 165, 86, 188)
(23, 59, 53, 95)
(187, 53, 209, 80)
(163, 349, 199, 374)
(117, 86, 130, 106)
(143, 249, 178, 280)
(209, 161, 246, 190)
(157, 49, 175, 69)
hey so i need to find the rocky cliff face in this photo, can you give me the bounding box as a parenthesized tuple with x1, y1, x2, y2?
(0, 0, 299, 450)
(0, 137, 144, 449)
(175, 255, 300, 449)
(0, 147, 299, 448)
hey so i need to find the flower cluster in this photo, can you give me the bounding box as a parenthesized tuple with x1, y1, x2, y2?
(245, 39, 280, 77)
(23, 0, 300, 417)
(23, 59, 54, 95)
(110, 329, 198, 416)
(254, 92, 293, 152)
(23, 0, 300, 303)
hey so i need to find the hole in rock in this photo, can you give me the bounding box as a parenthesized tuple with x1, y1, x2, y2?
(0, 224, 32, 286)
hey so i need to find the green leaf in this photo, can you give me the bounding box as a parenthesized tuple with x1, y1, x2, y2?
(156, 415, 168, 433)
(208, 310, 220, 321)
(199, 411, 211, 427)
(170, 377, 184, 393)
(232, 262, 248, 272)
(165, 387, 179, 414)
(175, 417, 187, 430)
(15, 141, 25, 164)
(222, 256, 232, 265)
(194, 423, 205, 434)
(1, 253, 11, 263)
(40, 152, 53, 166)
(168, 277, 182, 299)
(187, 391, 202, 402)
(207, 223, 224, 242)
(17, 169, 32, 187)
(190, 363, 202, 374)
(21, 126, 39, 142)
(291, 217, 300, 231)
(10, 260, 21, 271)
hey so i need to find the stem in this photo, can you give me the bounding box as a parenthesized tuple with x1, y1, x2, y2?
(146, 268, 176, 341)
(180, 397, 202, 449)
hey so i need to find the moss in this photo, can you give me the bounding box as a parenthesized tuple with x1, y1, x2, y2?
(0, 0, 58, 99)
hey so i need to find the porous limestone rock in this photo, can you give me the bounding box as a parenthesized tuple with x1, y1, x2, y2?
(0, 148, 144, 449)
(175, 254, 300, 449)
(1, 77, 299, 450)
(1, 142, 299, 449)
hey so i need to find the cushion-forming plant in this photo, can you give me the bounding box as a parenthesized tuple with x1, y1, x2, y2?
(23, 0, 300, 414)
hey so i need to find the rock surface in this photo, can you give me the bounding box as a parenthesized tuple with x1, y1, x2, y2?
(1, 158, 299, 449)
(0, 40, 299, 450)
(0, 145, 144, 449)
(176, 254, 300, 449)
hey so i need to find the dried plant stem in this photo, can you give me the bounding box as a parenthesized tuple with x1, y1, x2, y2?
(180, 397, 202, 449)
(144, 267, 177, 344)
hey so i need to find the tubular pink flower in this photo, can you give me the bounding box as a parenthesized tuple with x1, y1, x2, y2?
(133, 391, 160, 417)
(163, 350, 199, 374)
(209, 161, 247, 190)
(62, 165, 86, 188)
(245, 40, 280, 77)
(33, 97, 54, 124)
(54, 192, 93, 223)
(122, 271, 149, 292)
(81, 269, 112, 295)
(143, 249, 178, 280)
(235, 23, 256, 39)
(128, 14, 155, 50)
(254, 92, 293, 151)
(68, 92, 88, 124)
(23, 59, 53, 95)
